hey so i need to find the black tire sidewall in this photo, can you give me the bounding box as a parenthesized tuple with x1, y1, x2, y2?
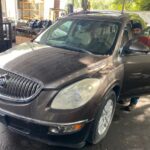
(88, 90, 116, 144)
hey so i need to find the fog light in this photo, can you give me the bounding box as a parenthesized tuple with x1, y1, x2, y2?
(48, 123, 85, 134)
(63, 123, 84, 133)
(49, 127, 60, 134)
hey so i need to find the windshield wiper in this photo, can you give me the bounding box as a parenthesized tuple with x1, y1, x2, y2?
(33, 41, 40, 44)
(76, 47, 94, 55)
(50, 44, 94, 55)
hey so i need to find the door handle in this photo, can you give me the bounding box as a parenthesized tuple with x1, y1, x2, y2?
(131, 73, 150, 79)
(132, 73, 142, 75)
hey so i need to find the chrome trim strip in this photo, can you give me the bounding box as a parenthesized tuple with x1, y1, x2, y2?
(0, 87, 42, 103)
(0, 108, 90, 126)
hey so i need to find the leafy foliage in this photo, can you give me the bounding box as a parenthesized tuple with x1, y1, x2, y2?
(73, 0, 150, 11)
(140, 0, 150, 10)
(128, 13, 147, 28)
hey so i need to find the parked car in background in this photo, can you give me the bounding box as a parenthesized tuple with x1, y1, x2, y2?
(16, 19, 52, 37)
(0, 11, 149, 148)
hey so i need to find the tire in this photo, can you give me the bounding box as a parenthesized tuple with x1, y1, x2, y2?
(87, 90, 116, 144)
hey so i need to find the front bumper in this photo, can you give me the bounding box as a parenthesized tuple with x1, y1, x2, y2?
(0, 109, 92, 148)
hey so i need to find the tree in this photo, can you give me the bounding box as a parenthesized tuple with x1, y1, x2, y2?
(112, 0, 150, 11)
(140, 0, 150, 10)
(73, 0, 150, 11)
(74, 0, 82, 8)
(111, 0, 140, 11)
(89, 0, 115, 10)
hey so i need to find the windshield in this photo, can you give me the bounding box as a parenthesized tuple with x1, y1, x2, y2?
(35, 19, 119, 55)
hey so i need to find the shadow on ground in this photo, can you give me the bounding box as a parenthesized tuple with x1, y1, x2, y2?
(0, 97, 149, 150)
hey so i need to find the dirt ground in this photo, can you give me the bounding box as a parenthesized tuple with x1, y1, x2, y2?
(15, 36, 32, 45)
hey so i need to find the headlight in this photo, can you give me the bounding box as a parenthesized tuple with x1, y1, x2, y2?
(51, 78, 100, 109)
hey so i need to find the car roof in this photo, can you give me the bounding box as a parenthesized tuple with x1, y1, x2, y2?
(65, 10, 129, 22)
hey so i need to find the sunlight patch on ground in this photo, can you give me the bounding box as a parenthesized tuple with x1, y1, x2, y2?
(134, 96, 150, 122)
(136, 96, 150, 108)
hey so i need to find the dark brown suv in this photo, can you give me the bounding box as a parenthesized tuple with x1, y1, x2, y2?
(0, 11, 149, 148)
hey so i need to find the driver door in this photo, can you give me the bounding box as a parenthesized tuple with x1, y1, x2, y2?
(121, 27, 150, 98)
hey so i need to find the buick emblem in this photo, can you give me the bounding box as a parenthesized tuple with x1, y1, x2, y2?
(0, 74, 10, 88)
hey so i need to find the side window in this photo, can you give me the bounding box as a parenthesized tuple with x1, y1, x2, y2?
(121, 22, 132, 47)
(121, 29, 129, 47)
(143, 27, 150, 36)
(126, 23, 133, 39)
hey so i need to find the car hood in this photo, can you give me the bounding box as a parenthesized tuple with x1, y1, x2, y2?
(0, 42, 107, 89)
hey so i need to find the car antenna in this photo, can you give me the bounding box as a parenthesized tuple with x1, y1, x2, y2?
(121, 0, 126, 14)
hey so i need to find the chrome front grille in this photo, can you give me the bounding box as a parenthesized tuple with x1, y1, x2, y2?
(0, 69, 43, 103)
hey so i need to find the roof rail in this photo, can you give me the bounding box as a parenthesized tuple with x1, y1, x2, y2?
(68, 10, 122, 16)
(68, 10, 99, 16)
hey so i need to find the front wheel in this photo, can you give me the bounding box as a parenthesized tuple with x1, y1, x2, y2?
(88, 91, 116, 144)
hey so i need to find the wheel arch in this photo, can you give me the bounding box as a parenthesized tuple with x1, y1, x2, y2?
(92, 82, 121, 119)
(101, 82, 121, 102)
(112, 85, 121, 101)
(87, 84, 119, 144)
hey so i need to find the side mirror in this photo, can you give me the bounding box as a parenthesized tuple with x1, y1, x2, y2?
(122, 37, 150, 55)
